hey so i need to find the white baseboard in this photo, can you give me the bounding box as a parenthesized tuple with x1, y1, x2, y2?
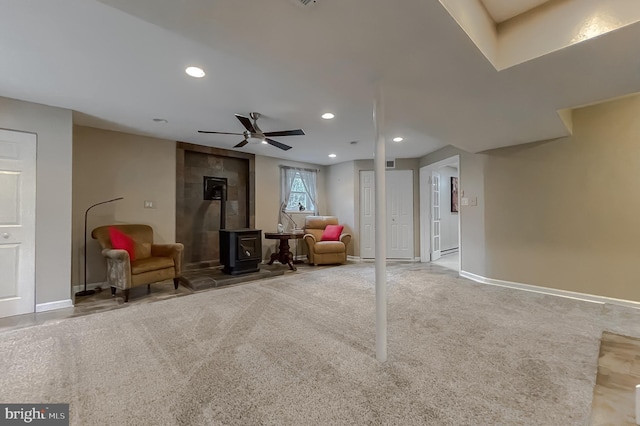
(72, 281, 107, 294)
(460, 270, 640, 309)
(36, 299, 73, 313)
(351, 256, 420, 262)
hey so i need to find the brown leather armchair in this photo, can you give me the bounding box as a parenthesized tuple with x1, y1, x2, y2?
(91, 224, 184, 302)
(303, 216, 351, 266)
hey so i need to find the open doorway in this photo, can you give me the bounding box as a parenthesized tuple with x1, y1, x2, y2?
(419, 156, 460, 272)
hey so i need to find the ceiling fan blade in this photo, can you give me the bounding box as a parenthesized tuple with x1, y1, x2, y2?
(263, 129, 305, 137)
(234, 139, 249, 148)
(265, 138, 292, 151)
(235, 114, 256, 133)
(198, 131, 244, 135)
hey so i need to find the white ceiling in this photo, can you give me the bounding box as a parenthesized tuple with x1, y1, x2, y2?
(480, 0, 554, 23)
(1, 0, 639, 165)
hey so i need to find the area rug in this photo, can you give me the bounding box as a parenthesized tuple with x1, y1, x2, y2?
(0, 263, 633, 425)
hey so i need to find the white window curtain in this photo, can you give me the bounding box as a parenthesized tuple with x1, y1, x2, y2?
(298, 169, 318, 215)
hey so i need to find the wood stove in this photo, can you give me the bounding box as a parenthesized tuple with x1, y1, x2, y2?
(219, 229, 262, 275)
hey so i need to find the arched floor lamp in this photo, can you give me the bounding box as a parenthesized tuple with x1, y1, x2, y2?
(76, 197, 124, 297)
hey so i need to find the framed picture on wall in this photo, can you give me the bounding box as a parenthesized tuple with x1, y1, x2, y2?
(451, 177, 458, 213)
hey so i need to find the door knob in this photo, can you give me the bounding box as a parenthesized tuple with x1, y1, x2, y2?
(1, 233, 9, 239)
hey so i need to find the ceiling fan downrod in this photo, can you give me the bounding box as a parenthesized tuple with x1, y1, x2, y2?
(249, 112, 263, 135)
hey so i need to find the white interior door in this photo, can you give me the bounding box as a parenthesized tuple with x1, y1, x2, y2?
(359, 171, 375, 259)
(431, 171, 441, 261)
(359, 170, 413, 259)
(0, 129, 36, 318)
(387, 170, 413, 259)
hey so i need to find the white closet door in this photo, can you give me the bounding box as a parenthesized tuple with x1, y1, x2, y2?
(0, 129, 36, 318)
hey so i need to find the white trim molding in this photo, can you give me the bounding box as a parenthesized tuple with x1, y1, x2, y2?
(36, 299, 73, 313)
(460, 270, 640, 309)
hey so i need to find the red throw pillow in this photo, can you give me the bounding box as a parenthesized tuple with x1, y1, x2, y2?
(109, 227, 136, 261)
(321, 225, 344, 241)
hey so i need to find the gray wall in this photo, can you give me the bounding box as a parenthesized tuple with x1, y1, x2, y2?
(326, 161, 356, 256)
(0, 96, 73, 305)
(482, 94, 640, 301)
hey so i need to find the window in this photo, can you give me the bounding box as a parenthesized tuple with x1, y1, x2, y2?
(281, 167, 317, 213)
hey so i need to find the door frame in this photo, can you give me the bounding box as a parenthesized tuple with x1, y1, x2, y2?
(419, 155, 460, 266)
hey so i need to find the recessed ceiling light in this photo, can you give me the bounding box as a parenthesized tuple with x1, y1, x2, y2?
(152, 118, 168, 123)
(322, 113, 335, 120)
(185, 66, 205, 78)
(328, 154, 337, 158)
(393, 137, 404, 142)
(261, 140, 268, 144)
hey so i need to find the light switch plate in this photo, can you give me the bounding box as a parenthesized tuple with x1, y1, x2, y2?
(470, 197, 477, 206)
(144, 200, 154, 209)
(461, 197, 469, 206)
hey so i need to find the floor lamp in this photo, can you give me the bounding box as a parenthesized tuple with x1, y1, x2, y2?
(76, 197, 124, 297)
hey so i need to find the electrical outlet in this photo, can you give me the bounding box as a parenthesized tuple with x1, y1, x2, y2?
(470, 197, 477, 206)
(144, 200, 154, 209)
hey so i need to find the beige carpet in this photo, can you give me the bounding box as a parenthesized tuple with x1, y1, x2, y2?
(2, 263, 639, 425)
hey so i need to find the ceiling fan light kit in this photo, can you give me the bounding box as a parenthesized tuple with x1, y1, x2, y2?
(199, 112, 305, 151)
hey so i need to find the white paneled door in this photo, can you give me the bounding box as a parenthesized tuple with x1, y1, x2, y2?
(359, 170, 413, 259)
(431, 171, 441, 261)
(387, 170, 413, 259)
(0, 129, 36, 318)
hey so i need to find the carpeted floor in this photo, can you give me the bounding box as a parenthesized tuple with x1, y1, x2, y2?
(2, 262, 640, 425)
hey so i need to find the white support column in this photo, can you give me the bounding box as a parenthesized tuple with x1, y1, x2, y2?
(373, 90, 387, 363)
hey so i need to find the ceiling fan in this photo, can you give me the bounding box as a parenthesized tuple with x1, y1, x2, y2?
(198, 112, 305, 151)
